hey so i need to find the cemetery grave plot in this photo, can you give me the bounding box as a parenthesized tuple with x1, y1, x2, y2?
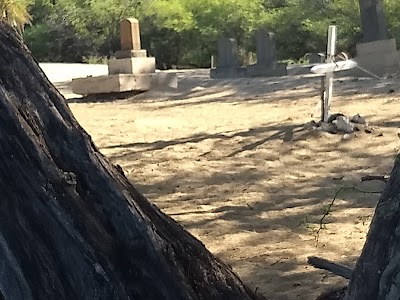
(67, 71, 400, 300)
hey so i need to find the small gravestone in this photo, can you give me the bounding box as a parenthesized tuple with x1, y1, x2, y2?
(120, 18, 141, 51)
(255, 30, 276, 67)
(210, 38, 246, 78)
(309, 53, 325, 64)
(115, 18, 147, 59)
(108, 18, 155, 74)
(217, 38, 240, 68)
(359, 0, 388, 43)
(247, 29, 287, 77)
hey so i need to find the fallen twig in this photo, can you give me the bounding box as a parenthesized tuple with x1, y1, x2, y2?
(270, 257, 283, 266)
(307, 256, 353, 279)
(360, 174, 389, 183)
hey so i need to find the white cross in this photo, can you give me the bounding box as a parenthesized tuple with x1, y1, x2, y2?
(310, 25, 357, 122)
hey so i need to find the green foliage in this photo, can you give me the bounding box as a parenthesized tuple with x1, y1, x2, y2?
(22, 0, 400, 67)
(24, 0, 141, 62)
(384, 0, 400, 43)
(0, 0, 32, 34)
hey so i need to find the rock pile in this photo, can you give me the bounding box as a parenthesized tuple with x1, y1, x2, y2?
(308, 113, 369, 135)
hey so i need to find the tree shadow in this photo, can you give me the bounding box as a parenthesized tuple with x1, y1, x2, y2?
(67, 72, 400, 300)
(102, 123, 309, 155)
(101, 120, 393, 299)
(121, 73, 400, 110)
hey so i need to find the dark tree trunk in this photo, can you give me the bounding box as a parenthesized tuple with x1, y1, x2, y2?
(0, 22, 262, 300)
(344, 155, 400, 299)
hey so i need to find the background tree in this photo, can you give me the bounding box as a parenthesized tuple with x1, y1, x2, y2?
(343, 155, 400, 299)
(20, 0, 400, 67)
(0, 0, 32, 35)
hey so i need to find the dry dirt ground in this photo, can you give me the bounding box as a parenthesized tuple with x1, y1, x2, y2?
(61, 69, 400, 300)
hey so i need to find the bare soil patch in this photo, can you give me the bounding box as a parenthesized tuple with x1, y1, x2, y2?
(66, 70, 400, 300)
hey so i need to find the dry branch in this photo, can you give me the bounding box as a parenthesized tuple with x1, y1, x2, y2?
(307, 256, 353, 279)
(316, 186, 383, 242)
(360, 175, 389, 183)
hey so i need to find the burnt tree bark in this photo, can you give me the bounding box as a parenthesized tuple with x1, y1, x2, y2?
(0, 22, 263, 300)
(344, 154, 400, 299)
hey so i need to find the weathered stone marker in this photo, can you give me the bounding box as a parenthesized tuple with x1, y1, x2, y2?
(210, 30, 287, 78)
(109, 18, 155, 74)
(256, 30, 276, 67)
(120, 18, 141, 51)
(217, 38, 240, 69)
(116, 18, 147, 59)
(310, 26, 357, 122)
(210, 38, 246, 78)
(358, 0, 388, 43)
(247, 29, 287, 77)
(308, 53, 325, 64)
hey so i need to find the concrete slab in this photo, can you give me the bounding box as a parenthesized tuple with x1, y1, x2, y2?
(210, 67, 246, 79)
(356, 38, 397, 56)
(349, 39, 400, 77)
(39, 63, 108, 83)
(71, 73, 177, 95)
(246, 63, 287, 77)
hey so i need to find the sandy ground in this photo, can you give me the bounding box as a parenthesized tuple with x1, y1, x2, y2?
(59, 69, 400, 300)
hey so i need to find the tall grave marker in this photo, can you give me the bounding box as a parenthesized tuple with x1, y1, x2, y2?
(247, 29, 287, 77)
(71, 18, 177, 95)
(210, 38, 246, 78)
(108, 18, 155, 74)
(358, 0, 388, 43)
(117, 18, 147, 58)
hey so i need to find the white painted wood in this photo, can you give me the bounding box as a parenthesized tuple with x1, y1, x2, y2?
(323, 25, 337, 122)
(324, 73, 334, 122)
(320, 77, 325, 123)
(310, 60, 357, 74)
(327, 25, 336, 57)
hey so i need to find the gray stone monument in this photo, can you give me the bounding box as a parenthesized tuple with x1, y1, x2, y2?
(246, 29, 287, 77)
(210, 38, 246, 78)
(359, 0, 388, 43)
(255, 30, 277, 67)
(308, 53, 325, 64)
(217, 38, 240, 68)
